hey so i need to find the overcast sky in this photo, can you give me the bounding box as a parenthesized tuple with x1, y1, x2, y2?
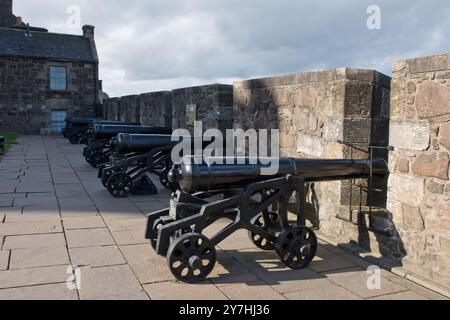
(13, 0, 450, 97)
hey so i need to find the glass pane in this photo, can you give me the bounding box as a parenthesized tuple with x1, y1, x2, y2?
(50, 66, 67, 90)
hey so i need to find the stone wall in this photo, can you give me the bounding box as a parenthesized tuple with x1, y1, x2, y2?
(139, 91, 172, 128)
(234, 68, 393, 260)
(0, 57, 97, 134)
(103, 84, 234, 131)
(387, 53, 450, 290)
(172, 84, 234, 133)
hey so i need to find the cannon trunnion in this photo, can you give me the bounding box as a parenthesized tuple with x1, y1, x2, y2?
(146, 156, 389, 283)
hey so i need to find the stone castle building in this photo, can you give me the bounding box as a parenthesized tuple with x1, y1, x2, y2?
(0, 0, 101, 135)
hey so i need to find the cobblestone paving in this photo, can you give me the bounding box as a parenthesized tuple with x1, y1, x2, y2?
(0, 136, 447, 300)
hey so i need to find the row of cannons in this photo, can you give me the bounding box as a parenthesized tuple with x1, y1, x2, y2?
(66, 118, 389, 284)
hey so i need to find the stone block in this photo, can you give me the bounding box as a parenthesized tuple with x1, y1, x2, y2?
(10, 246, 69, 270)
(426, 181, 445, 194)
(439, 122, 450, 150)
(69, 246, 126, 268)
(389, 120, 430, 151)
(220, 282, 287, 300)
(0, 265, 69, 289)
(143, 281, 228, 300)
(411, 153, 449, 180)
(3, 233, 66, 250)
(388, 174, 425, 206)
(0, 283, 78, 300)
(0, 250, 9, 271)
(402, 204, 425, 231)
(78, 265, 148, 300)
(66, 228, 115, 248)
(396, 157, 410, 173)
(284, 283, 362, 300)
(63, 216, 105, 230)
(0, 221, 62, 236)
(120, 244, 173, 284)
(415, 81, 450, 120)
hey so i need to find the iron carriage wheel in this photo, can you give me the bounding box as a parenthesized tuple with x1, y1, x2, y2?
(167, 233, 217, 283)
(275, 225, 318, 270)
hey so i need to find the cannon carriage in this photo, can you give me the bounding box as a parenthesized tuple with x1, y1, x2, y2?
(145, 156, 389, 283)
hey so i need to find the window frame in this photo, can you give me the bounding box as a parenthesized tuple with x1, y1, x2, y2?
(49, 65, 69, 91)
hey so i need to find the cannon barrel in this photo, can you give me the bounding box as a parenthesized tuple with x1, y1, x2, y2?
(67, 117, 102, 126)
(169, 156, 389, 193)
(114, 134, 218, 154)
(92, 125, 172, 140)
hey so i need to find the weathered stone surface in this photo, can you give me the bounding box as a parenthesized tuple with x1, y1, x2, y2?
(66, 228, 115, 248)
(144, 281, 228, 300)
(0, 221, 62, 236)
(78, 265, 148, 300)
(402, 204, 425, 231)
(411, 153, 449, 180)
(415, 81, 450, 119)
(10, 246, 69, 270)
(220, 282, 287, 300)
(63, 216, 105, 230)
(0, 265, 69, 289)
(388, 174, 425, 206)
(0, 283, 78, 300)
(285, 283, 362, 300)
(0, 57, 97, 135)
(396, 158, 410, 173)
(0, 250, 9, 271)
(426, 181, 445, 194)
(297, 134, 325, 157)
(69, 246, 126, 268)
(439, 122, 450, 150)
(389, 120, 430, 151)
(3, 233, 66, 250)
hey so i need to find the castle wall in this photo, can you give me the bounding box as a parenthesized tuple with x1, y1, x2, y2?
(387, 53, 450, 290)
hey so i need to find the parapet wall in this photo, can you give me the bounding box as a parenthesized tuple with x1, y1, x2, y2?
(387, 53, 450, 290)
(102, 84, 234, 131)
(234, 68, 391, 236)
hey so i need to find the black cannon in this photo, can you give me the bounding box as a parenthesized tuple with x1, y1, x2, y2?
(145, 156, 389, 283)
(64, 118, 140, 144)
(99, 134, 220, 198)
(83, 125, 172, 168)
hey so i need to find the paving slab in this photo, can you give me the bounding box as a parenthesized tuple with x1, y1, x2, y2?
(284, 283, 363, 300)
(3, 233, 66, 250)
(10, 246, 70, 270)
(5, 213, 61, 223)
(0, 250, 9, 271)
(0, 265, 69, 289)
(66, 228, 115, 248)
(369, 290, 431, 300)
(325, 269, 408, 299)
(69, 246, 126, 268)
(0, 221, 62, 236)
(144, 281, 228, 300)
(209, 253, 260, 287)
(220, 282, 287, 300)
(63, 216, 105, 230)
(77, 265, 148, 300)
(111, 230, 148, 246)
(309, 246, 357, 273)
(120, 244, 173, 284)
(0, 283, 78, 300)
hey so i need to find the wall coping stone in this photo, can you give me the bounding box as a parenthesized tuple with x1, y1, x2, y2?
(234, 68, 391, 89)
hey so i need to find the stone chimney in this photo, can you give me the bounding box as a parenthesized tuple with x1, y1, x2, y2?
(0, 0, 16, 27)
(82, 24, 95, 39)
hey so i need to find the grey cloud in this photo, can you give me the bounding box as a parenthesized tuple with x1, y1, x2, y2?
(13, 0, 450, 96)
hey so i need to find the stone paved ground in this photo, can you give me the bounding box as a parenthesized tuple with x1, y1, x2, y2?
(0, 136, 447, 300)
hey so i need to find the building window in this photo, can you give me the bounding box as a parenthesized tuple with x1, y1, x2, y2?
(50, 110, 68, 134)
(50, 66, 68, 91)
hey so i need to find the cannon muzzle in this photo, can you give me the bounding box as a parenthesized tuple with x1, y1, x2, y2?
(169, 156, 389, 193)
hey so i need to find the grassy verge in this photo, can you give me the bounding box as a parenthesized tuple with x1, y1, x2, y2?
(1, 133, 17, 153)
